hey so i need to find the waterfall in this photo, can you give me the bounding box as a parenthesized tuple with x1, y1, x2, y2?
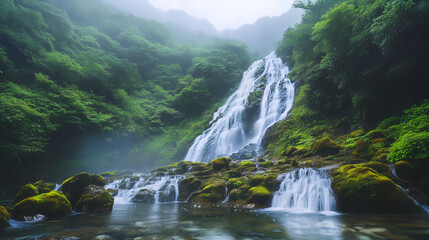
(105, 175, 183, 204)
(270, 168, 336, 214)
(184, 52, 294, 163)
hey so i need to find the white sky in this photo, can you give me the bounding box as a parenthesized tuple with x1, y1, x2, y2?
(147, 0, 294, 31)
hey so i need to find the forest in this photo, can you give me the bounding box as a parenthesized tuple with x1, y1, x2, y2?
(1, 0, 428, 239)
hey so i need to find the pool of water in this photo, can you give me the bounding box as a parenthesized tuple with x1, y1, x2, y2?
(2, 203, 429, 239)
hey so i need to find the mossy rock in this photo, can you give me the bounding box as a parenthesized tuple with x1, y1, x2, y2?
(260, 161, 273, 168)
(175, 161, 194, 174)
(106, 189, 118, 197)
(34, 180, 56, 194)
(178, 177, 202, 201)
(194, 183, 226, 204)
(15, 183, 39, 203)
(349, 129, 365, 138)
(249, 175, 264, 187)
(0, 206, 10, 231)
(262, 175, 278, 191)
(393, 161, 412, 181)
(364, 130, 385, 140)
(361, 162, 390, 174)
(131, 189, 155, 203)
(12, 191, 72, 220)
(310, 138, 340, 157)
(75, 185, 114, 212)
(90, 174, 106, 186)
(246, 186, 272, 207)
(229, 186, 251, 202)
(352, 140, 376, 160)
(281, 146, 298, 157)
(226, 178, 244, 190)
(238, 161, 256, 168)
(61, 172, 91, 207)
(331, 165, 419, 213)
(227, 169, 242, 178)
(211, 157, 231, 171)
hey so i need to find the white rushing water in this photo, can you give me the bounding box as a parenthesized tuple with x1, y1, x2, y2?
(184, 52, 294, 162)
(270, 168, 337, 214)
(105, 175, 183, 204)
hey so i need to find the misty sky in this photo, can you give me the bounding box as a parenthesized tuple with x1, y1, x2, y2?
(147, 0, 295, 30)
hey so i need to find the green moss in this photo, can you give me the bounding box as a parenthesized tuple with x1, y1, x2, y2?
(15, 184, 39, 203)
(226, 178, 244, 190)
(33, 180, 56, 194)
(211, 157, 231, 171)
(75, 185, 114, 212)
(90, 174, 106, 186)
(61, 172, 91, 207)
(331, 165, 418, 213)
(194, 183, 226, 204)
(349, 129, 365, 138)
(12, 191, 72, 220)
(238, 161, 256, 168)
(247, 186, 272, 206)
(178, 177, 202, 201)
(249, 175, 264, 187)
(260, 161, 273, 168)
(393, 161, 412, 181)
(0, 206, 10, 230)
(310, 137, 340, 156)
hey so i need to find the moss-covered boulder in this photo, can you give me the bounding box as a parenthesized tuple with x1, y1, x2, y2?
(393, 161, 412, 181)
(61, 172, 91, 206)
(246, 186, 272, 207)
(178, 177, 201, 201)
(131, 189, 155, 203)
(15, 183, 39, 203)
(12, 191, 72, 220)
(229, 186, 251, 202)
(238, 161, 256, 168)
(310, 138, 340, 156)
(260, 161, 273, 168)
(249, 175, 264, 187)
(194, 183, 226, 204)
(75, 185, 114, 212)
(34, 180, 56, 194)
(281, 146, 298, 157)
(226, 178, 244, 190)
(0, 206, 10, 231)
(331, 165, 419, 213)
(61, 173, 106, 207)
(212, 157, 231, 171)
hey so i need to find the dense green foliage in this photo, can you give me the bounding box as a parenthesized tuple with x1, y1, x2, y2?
(0, 0, 250, 184)
(277, 0, 428, 125)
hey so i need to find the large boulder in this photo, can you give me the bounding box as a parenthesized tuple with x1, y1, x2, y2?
(131, 189, 156, 203)
(310, 138, 340, 156)
(178, 177, 201, 201)
(246, 186, 272, 207)
(193, 183, 226, 204)
(15, 183, 39, 203)
(75, 185, 114, 212)
(0, 206, 10, 231)
(331, 165, 419, 213)
(61, 173, 106, 207)
(211, 157, 231, 171)
(12, 191, 72, 220)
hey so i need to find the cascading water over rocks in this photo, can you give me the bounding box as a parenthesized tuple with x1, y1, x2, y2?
(184, 52, 294, 162)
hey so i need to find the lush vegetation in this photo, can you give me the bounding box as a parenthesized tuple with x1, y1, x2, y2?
(0, 0, 250, 194)
(277, 0, 428, 126)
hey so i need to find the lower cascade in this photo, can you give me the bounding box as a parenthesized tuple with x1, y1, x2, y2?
(271, 168, 336, 213)
(184, 52, 295, 162)
(105, 175, 183, 204)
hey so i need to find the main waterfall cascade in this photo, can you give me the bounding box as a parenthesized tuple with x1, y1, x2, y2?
(184, 52, 295, 163)
(270, 168, 337, 214)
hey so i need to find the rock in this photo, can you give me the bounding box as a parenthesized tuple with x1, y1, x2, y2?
(61, 172, 91, 206)
(12, 191, 72, 220)
(90, 174, 106, 186)
(194, 183, 226, 204)
(178, 177, 201, 201)
(331, 165, 419, 213)
(75, 185, 114, 212)
(175, 161, 193, 174)
(281, 146, 298, 157)
(260, 161, 273, 168)
(229, 144, 258, 160)
(211, 157, 231, 171)
(0, 206, 10, 231)
(15, 183, 39, 203)
(310, 138, 340, 156)
(33, 180, 56, 194)
(227, 169, 242, 178)
(107, 189, 119, 197)
(229, 186, 251, 202)
(238, 161, 256, 168)
(61, 173, 106, 207)
(349, 129, 365, 138)
(249, 175, 264, 187)
(246, 186, 272, 207)
(393, 161, 412, 181)
(226, 178, 244, 190)
(131, 189, 156, 203)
